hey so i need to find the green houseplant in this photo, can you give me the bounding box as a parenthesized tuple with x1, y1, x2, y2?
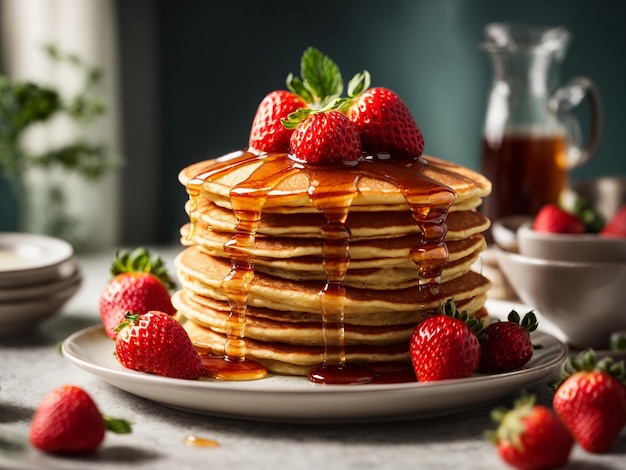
(0, 45, 118, 240)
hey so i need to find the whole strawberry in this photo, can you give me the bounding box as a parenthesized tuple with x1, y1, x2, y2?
(533, 203, 584, 234)
(248, 90, 307, 153)
(346, 87, 425, 158)
(410, 298, 484, 381)
(479, 310, 538, 373)
(289, 110, 361, 164)
(115, 311, 203, 380)
(551, 349, 626, 453)
(30, 385, 131, 454)
(99, 247, 177, 339)
(488, 392, 574, 470)
(600, 204, 626, 237)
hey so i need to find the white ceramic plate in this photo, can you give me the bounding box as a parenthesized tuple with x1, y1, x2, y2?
(0, 233, 75, 287)
(62, 320, 567, 423)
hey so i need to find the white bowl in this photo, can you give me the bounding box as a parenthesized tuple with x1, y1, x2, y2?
(0, 279, 81, 338)
(517, 226, 626, 262)
(495, 247, 626, 348)
(490, 215, 532, 252)
(0, 265, 81, 302)
(491, 216, 626, 263)
(0, 232, 75, 287)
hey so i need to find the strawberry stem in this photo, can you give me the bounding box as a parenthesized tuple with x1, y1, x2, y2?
(103, 415, 133, 434)
(347, 70, 371, 98)
(110, 247, 176, 291)
(434, 298, 486, 341)
(487, 391, 537, 446)
(113, 311, 140, 332)
(282, 47, 372, 130)
(515, 310, 539, 333)
(549, 348, 626, 391)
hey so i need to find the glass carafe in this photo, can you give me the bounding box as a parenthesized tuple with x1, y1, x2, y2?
(480, 23, 602, 224)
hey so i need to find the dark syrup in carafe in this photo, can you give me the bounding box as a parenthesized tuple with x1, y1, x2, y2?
(480, 132, 568, 222)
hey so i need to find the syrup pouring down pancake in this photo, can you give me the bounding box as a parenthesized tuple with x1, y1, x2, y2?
(173, 48, 492, 383)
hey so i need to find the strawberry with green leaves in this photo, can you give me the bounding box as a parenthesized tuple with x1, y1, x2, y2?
(253, 47, 426, 164)
(488, 392, 574, 470)
(115, 311, 203, 380)
(479, 310, 538, 373)
(345, 83, 425, 159)
(551, 349, 626, 453)
(410, 298, 484, 381)
(249, 47, 344, 156)
(279, 48, 362, 164)
(30, 385, 131, 454)
(99, 247, 177, 339)
(288, 110, 361, 164)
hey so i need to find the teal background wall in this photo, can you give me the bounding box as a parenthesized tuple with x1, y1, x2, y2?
(5, 0, 623, 243)
(3, 1, 623, 244)
(129, 0, 624, 243)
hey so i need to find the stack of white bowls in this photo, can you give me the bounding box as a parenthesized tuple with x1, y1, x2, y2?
(0, 232, 81, 338)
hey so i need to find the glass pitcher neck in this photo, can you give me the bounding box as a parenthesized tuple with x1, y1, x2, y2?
(486, 49, 563, 91)
(480, 22, 571, 59)
(481, 23, 571, 93)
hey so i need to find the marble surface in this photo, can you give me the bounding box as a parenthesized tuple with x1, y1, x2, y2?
(1, 246, 625, 470)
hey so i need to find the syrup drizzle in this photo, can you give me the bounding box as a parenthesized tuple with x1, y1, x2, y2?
(185, 151, 455, 384)
(184, 435, 220, 448)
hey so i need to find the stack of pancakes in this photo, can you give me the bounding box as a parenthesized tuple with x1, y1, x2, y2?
(173, 150, 492, 376)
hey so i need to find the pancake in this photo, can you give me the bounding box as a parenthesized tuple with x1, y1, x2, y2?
(183, 320, 410, 376)
(180, 224, 487, 272)
(176, 240, 483, 289)
(175, 246, 491, 316)
(178, 152, 491, 211)
(184, 198, 490, 240)
(174, 288, 489, 337)
(181, 223, 486, 261)
(174, 149, 493, 378)
(183, 306, 491, 376)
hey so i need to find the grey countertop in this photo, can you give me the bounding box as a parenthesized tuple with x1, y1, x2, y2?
(1, 247, 625, 469)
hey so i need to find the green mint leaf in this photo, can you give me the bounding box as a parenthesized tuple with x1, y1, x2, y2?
(299, 47, 343, 106)
(347, 70, 371, 98)
(286, 74, 313, 103)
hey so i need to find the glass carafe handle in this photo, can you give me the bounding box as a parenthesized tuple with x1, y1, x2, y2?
(549, 77, 602, 169)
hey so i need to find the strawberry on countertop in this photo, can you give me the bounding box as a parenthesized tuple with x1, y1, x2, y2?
(409, 298, 484, 382)
(533, 203, 585, 234)
(115, 311, 203, 380)
(99, 247, 177, 339)
(488, 392, 574, 470)
(30, 385, 131, 454)
(551, 349, 626, 453)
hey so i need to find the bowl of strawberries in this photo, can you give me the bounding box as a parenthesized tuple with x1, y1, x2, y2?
(494, 177, 626, 262)
(493, 177, 626, 349)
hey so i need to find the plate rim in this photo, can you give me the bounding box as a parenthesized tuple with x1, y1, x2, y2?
(62, 322, 568, 421)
